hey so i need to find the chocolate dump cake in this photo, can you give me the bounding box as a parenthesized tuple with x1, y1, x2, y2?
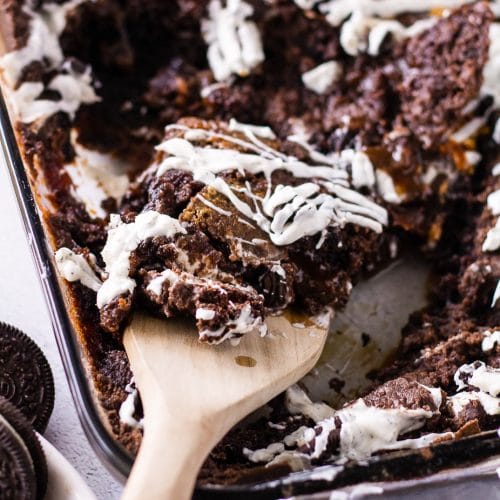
(0, 0, 499, 488)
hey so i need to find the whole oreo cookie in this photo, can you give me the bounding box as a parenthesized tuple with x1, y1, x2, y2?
(0, 323, 54, 433)
(0, 398, 47, 500)
(0, 419, 37, 500)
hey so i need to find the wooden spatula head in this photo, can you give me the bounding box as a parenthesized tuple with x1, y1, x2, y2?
(122, 311, 328, 500)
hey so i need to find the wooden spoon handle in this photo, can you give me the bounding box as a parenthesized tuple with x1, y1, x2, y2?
(122, 402, 220, 500)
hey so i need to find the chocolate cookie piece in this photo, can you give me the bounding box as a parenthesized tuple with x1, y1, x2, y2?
(0, 398, 47, 500)
(0, 418, 37, 500)
(400, 2, 493, 149)
(0, 322, 54, 434)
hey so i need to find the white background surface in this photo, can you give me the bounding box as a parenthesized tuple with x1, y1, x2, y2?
(0, 156, 123, 499)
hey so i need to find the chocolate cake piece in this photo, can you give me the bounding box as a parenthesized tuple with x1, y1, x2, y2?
(400, 2, 493, 149)
(98, 116, 391, 340)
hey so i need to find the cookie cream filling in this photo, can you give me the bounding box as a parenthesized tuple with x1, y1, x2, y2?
(202, 0, 265, 82)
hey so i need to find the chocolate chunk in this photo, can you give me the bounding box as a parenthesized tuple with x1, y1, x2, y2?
(0, 323, 54, 434)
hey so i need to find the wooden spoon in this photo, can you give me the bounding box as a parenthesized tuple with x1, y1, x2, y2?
(121, 311, 329, 500)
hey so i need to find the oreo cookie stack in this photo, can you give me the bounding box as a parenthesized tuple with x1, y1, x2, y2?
(0, 323, 55, 499)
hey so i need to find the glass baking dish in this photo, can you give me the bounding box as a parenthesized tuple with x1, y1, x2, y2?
(0, 87, 499, 498)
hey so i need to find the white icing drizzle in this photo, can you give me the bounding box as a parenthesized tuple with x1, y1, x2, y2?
(6, 65, 99, 123)
(309, 465, 344, 482)
(493, 164, 500, 177)
(487, 190, 500, 216)
(451, 116, 487, 144)
(448, 391, 500, 417)
(492, 280, 500, 308)
(199, 302, 265, 343)
(243, 442, 284, 463)
(55, 248, 102, 292)
(454, 362, 500, 396)
(293, 0, 318, 9)
(464, 150, 482, 167)
(483, 23, 500, 109)
(147, 267, 265, 343)
(482, 330, 500, 352)
(350, 151, 375, 189)
(268, 421, 286, 430)
(481, 22, 500, 308)
(294, 1, 493, 58)
(119, 378, 144, 429)
(0, 1, 99, 124)
(0, 0, 91, 86)
(196, 308, 217, 320)
(482, 218, 500, 252)
(244, 367, 500, 468)
(375, 169, 402, 204)
(285, 384, 335, 423)
(335, 400, 436, 461)
(493, 120, 500, 145)
(196, 194, 232, 217)
(146, 269, 179, 296)
(317, 0, 475, 26)
(202, 0, 264, 82)
(339, 10, 435, 56)
(271, 263, 287, 278)
(483, 187, 500, 253)
(228, 118, 276, 139)
(155, 123, 388, 246)
(97, 211, 186, 308)
(302, 61, 343, 94)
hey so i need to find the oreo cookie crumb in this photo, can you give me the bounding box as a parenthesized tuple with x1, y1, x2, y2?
(361, 332, 371, 347)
